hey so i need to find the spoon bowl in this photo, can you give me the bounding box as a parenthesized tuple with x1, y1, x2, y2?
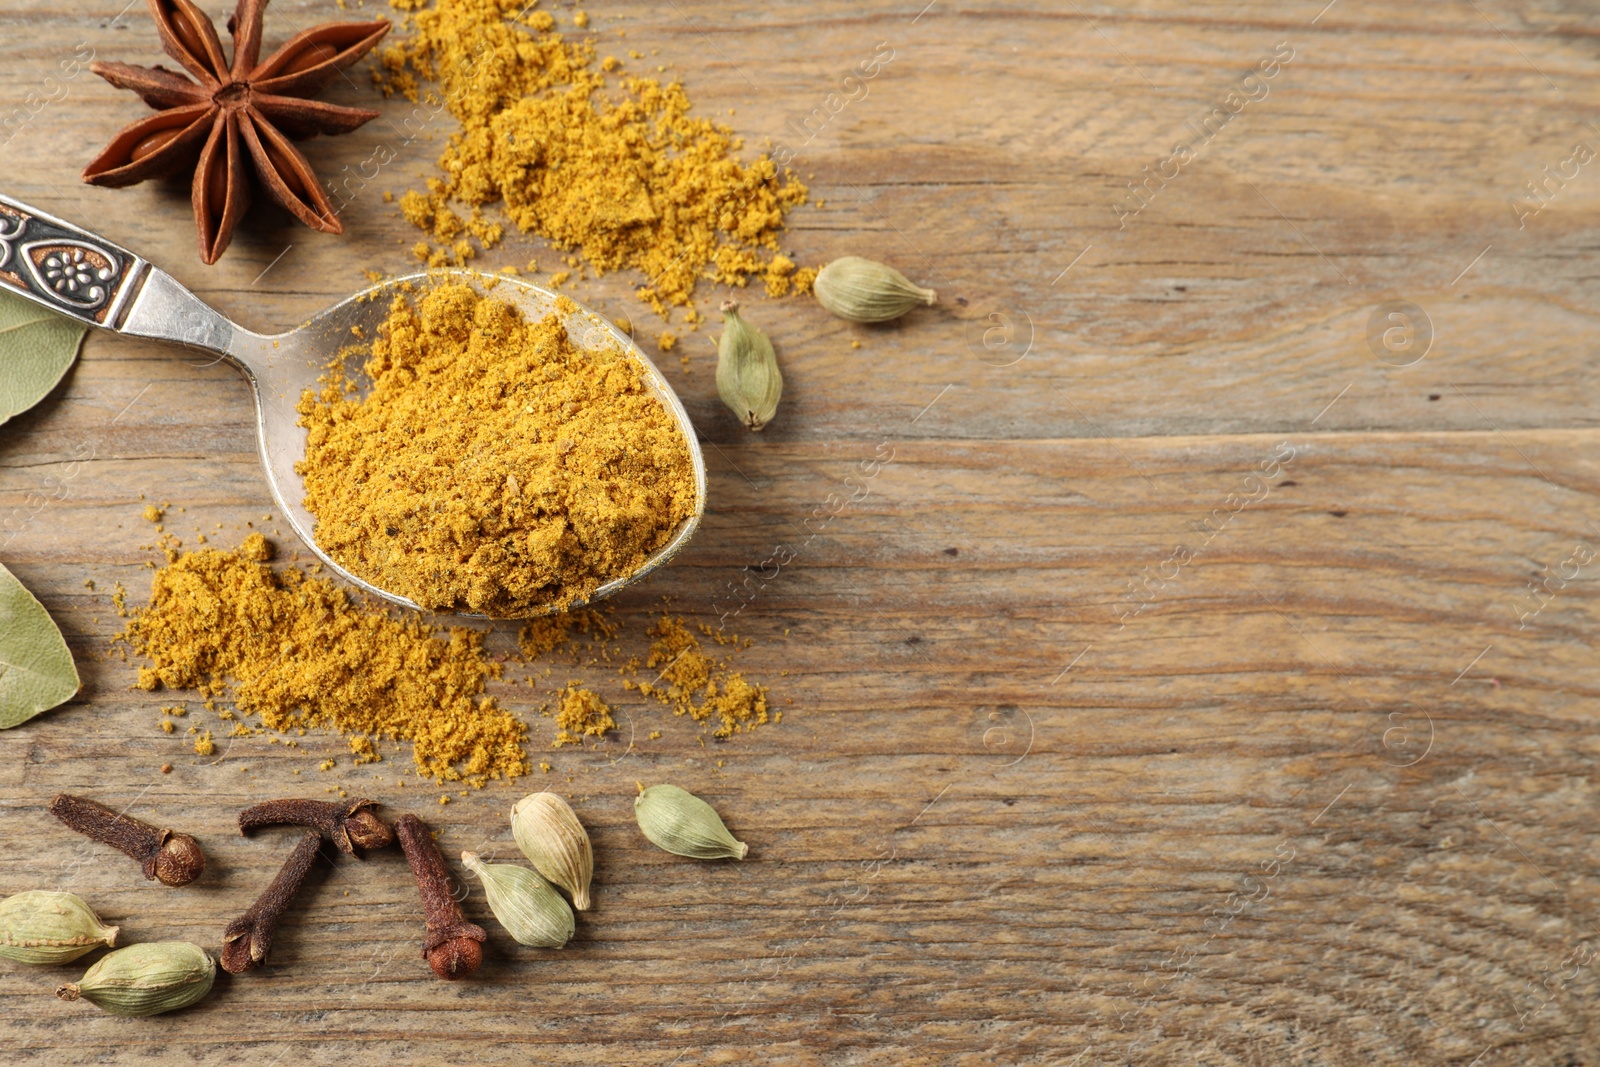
(0, 195, 706, 616)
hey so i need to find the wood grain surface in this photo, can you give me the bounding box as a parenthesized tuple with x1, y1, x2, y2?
(3, 0, 1600, 1063)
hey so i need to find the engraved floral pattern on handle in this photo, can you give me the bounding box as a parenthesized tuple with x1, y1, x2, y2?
(0, 198, 136, 325)
(22, 241, 119, 311)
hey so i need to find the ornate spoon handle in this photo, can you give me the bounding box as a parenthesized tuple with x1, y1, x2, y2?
(0, 193, 146, 327)
(0, 192, 241, 358)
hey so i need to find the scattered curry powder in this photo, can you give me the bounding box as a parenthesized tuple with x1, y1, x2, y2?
(551, 685, 615, 747)
(296, 283, 696, 616)
(631, 615, 769, 739)
(378, 0, 807, 313)
(518, 607, 620, 658)
(121, 540, 529, 784)
(763, 255, 817, 299)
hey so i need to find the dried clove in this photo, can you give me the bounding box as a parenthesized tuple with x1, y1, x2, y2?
(394, 814, 486, 980)
(49, 794, 205, 887)
(239, 797, 394, 856)
(220, 830, 322, 974)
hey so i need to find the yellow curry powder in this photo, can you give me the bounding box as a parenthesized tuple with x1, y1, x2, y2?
(630, 615, 769, 739)
(295, 283, 696, 616)
(378, 0, 809, 314)
(122, 537, 529, 783)
(551, 685, 615, 747)
(518, 607, 619, 658)
(122, 536, 774, 770)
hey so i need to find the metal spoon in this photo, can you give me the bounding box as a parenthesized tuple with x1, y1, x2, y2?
(0, 193, 707, 616)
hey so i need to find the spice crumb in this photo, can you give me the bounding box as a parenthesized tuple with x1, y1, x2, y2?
(633, 616, 769, 738)
(518, 608, 618, 658)
(552, 686, 615, 747)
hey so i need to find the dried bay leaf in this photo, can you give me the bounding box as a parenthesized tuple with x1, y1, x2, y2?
(0, 562, 79, 728)
(0, 291, 88, 428)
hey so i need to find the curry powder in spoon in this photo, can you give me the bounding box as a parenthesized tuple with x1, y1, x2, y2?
(295, 283, 695, 616)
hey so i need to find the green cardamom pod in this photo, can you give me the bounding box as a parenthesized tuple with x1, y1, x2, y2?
(56, 941, 214, 1017)
(813, 256, 936, 323)
(461, 851, 575, 948)
(716, 301, 782, 431)
(634, 783, 747, 860)
(0, 890, 118, 965)
(511, 792, 595, 910)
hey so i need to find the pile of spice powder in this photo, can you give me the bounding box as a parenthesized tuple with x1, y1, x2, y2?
(377, 0, 810, 314)
(629, 615, 770, 739)
(550, 685, 615, 747)
(295, 282, 697, 616)
(121, 535, 529, 783)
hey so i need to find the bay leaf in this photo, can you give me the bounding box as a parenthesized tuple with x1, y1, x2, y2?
(0, 290, 88, 428)
(0, 562, 80, 728)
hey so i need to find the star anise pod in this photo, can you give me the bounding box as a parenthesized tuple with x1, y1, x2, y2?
(82, 0, 389, 264)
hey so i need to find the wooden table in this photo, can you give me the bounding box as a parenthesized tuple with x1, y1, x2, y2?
(2, 1, 1598, 1062)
